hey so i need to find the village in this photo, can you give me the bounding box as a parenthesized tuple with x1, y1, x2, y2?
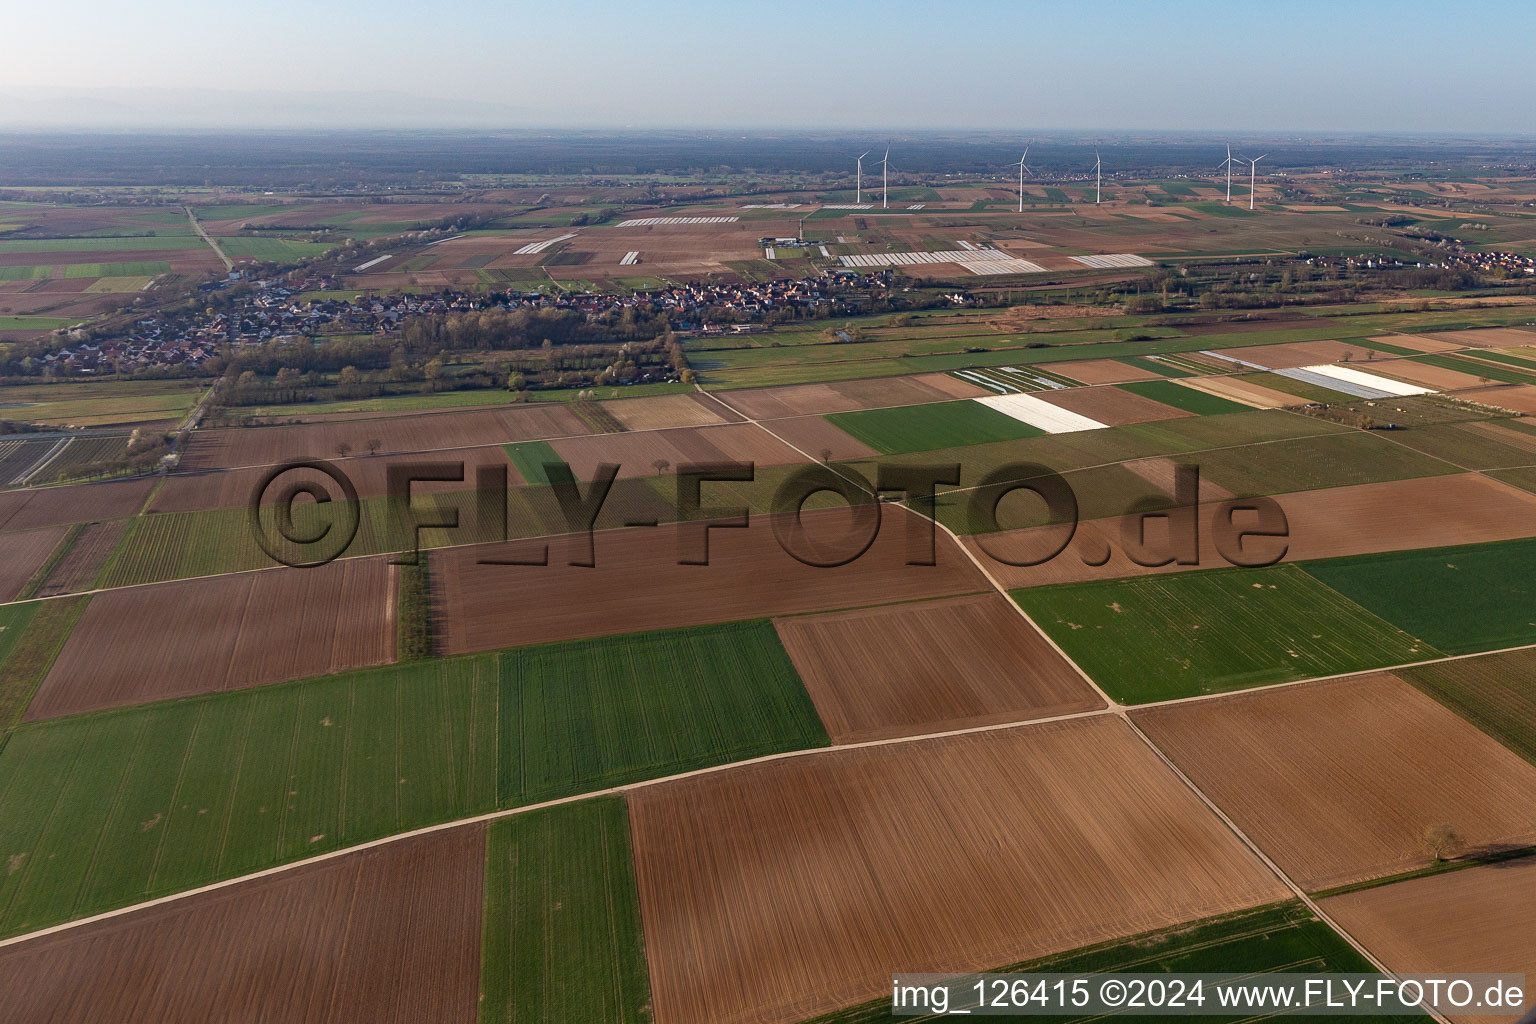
(34, 267, 899, 375)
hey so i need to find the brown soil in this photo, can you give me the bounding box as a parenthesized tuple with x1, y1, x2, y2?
(0, 825, 485, 1024)
(756, 415, 878, 462)
(181, 403, 592, 471)
(1456, 384, 1536, 415)
(723, 374, 986, 419)
(1176, 376, 1309, 409)
(1211, 339, 1383, 370)
(1425, 328, 1536, 348)
(1322, 859, 1536, 1024)
(549, 422, 804, 480)
(33, 519, 128, 598)
(1133, 674, 1536, 891)
(0, 478, 154, 533)
(599, 392, 731, 431)
(1036, 384, 1194, 426)
(27, 556, 395, 719)
(772, 593, 1102, 743)
(0, 527, 66, 601)
(1368, 333, 1465, 353)
(152, 446, 520, 513)
(1370, 358, 1490, 390)
(436, 507, 988, 654)
(628, 716, 1287, 1024)
(1049, 358, 1164, 385)
(971, 472, 1536, 588)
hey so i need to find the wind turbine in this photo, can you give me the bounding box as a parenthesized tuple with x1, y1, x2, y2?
(882, 146, 890, 209)
(1094, 148, 1102, 204)
(1017, 143, 1034, 213)
(856, 150, 869, 205)
(1219, 142, 1242, 204)
(1246, 153, 1268, 210)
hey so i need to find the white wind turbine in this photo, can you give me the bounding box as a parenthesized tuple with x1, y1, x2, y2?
(882, 145, 890, 209)
(1094, 148, 1102, 204)
(1017, 143, 1034, 213)
(856, 150, 869, 205)
(1219, 142, 1242, 204)
(1246, 153, 1268, 210)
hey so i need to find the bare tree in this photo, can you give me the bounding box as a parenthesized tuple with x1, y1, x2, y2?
(365, 439, 381, 456)
(820, 448, 833, 464)
(335, 441, 353, 458)
(652, 458, 670, 476)
(1422, 823, 1463, 863)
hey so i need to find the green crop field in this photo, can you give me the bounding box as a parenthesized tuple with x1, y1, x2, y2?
(0, 603, 44, 727)
(887, 411, 1349, 534)
(0, 236, 199, 254)
(497, 620, 827, 804)
(1013, 565, 1436, 703)
(1410, 352, 1536, 385)
(1383, 420, 1536, 471)
(808, 902, 1411, 1024)
(1465, 349, 1536, 371)
(1303, 537, 1536, 656)
(504, 440, 568, 486)
(0, 316, 72, 331)
(0, 597, 84, 736)
(480, 798, 650, 1024)
(0, 380, 203, 429)
(60, 260, 173, 279)
(1117, 380, 1250, 415)
(0, 620, 826, 937)
(1194, 430, 1457, 497)
(82, 276, 156, 293)
(0, 266, 55, 282)
(1400, 648, 1536, 765)
(826, 400, 1043, 455)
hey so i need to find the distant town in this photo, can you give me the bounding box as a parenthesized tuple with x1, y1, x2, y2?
(34, 268, 900, 376)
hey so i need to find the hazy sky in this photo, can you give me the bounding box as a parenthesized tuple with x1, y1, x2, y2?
(6, 0, 1535, 131)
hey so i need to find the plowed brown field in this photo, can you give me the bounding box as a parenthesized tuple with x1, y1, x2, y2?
(180, 403, 591, 470)
(757, 414, 878, 462)
(436, 507, 988, 653)
(1425, 328, 1536, 348)
(972, 472, 1536, 588)
(550, 422, 803, 480)
(1133, 674, 1536, 891)
(1369, 358, 1489, 391)
(628, 717, 1287, 1024)
(152, 445, 520, 513)
(1457, 384, 1536, 415)
(33, 519, 127, 597)
(723, 373, 986, 419)
(28, 556, 395, 719)
(1322, 859, 1536, 1024)
(0, 826, 485, 1024)
(1184, 375, 1303, 408)
(0, 478, 154, 532)
(1211, 340, 1383, 369)
(1049, 358, 1163, 384)
(600, 392, 731, 430)
(1368, 334, 1463, 353)
(1037, 385, 1192, 426)
(773, 593, 1102, 742)
(0, 527, 65, 601)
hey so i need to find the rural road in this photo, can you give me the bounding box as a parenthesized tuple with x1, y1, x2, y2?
(186, 206, 233, 273)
